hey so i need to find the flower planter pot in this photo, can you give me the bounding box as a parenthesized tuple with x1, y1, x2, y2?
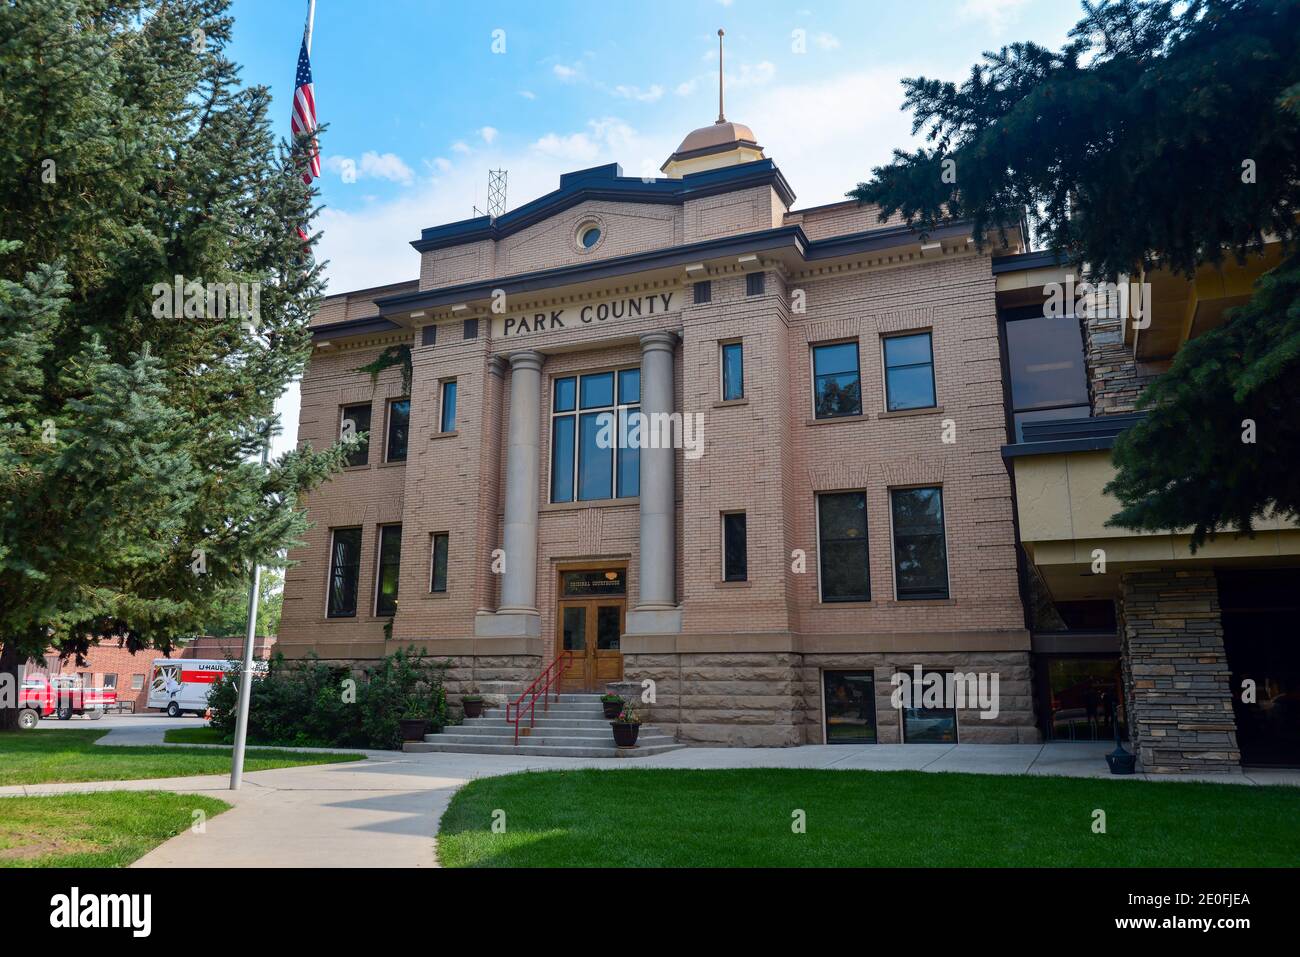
(601, 699, 624, 719)
(399, 718, 428, 742)
(462, 698, 484, 719)
(611, 722, 640, 748)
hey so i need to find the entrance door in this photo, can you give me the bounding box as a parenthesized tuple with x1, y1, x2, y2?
(556, 568, 625, 692)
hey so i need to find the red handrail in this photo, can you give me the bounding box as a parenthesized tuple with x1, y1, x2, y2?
(506, 652, 573, 745)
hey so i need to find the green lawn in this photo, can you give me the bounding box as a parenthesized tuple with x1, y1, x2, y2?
(0, 730, 363, 786)
(162, 726, 340, 748)
(0, 791, 231, 867)
(163, 727, 228, 745)
(438, 768, 1300, 867)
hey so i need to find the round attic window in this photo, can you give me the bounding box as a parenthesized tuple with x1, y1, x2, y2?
(578, 224, 602, 249)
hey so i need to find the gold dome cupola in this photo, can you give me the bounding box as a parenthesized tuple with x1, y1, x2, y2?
(661, 29, 766, 178)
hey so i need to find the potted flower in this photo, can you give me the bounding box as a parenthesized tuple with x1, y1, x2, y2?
(462, 688, 484, 719)
(610, 704, 641, 748)
(599, 692, 624, 719)
(399, 695, 428, 742)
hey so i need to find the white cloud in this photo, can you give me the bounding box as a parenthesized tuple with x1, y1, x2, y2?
(451, 140, 471, 154)
(612, 83, 665, 103)
(553, 62, 581, 81)
(519, 89, 536, 100)
(814, 32, 841, 51)
(428, 156, 452, 173)
(323, 151, 415, 186)
(480, 126, 499, 145)
(676, 79, 698, 97)
(532, 117, 640, 164)
(958, 0, 1031, 34)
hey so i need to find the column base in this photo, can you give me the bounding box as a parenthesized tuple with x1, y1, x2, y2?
(473, 610, 541, 638)
(625, 606, 682, 636)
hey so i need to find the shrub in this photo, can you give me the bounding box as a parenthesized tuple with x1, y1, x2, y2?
(207, 647, 450, 750)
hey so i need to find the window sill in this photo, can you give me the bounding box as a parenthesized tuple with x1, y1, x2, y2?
(805, 413, 867, 427)
(819, 599, 875, 607)
(887, 597, 955, 606)
(542, 497, 639, 512)
(878, 405, 944, 420)
(715, 580, 752, 588)
(378, 459, 406, 468)
(422, 592, 450, 600)
(713, 398, 749, 409)
(431, 430, 458, 440)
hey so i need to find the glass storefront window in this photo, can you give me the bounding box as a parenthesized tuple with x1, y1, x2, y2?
(1044, 658, 1125, 741)
(823, 671, 876, 744)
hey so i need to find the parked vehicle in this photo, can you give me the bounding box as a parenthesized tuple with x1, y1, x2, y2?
(18, 675, 118, 727)
(147, 659, 266, 717)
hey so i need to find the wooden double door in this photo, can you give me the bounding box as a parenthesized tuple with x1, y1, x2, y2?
(556, 568, 625, 692)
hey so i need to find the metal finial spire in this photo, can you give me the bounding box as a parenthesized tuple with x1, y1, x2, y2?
(716, 29, 725, 124)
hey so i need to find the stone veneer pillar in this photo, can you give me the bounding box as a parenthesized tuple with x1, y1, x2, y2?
(627, 330, 681, 635)
(475, 350, 543, 638)
(1119, 568, 1241, 773)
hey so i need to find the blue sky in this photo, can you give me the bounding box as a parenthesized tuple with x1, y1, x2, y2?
(230, 0, 1085, 452)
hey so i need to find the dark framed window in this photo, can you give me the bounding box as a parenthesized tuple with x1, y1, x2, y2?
(818, 491, 869, 601)
(746, 271, 765, 296)
(440, 380, 457, 433)
(721, 341, 744, 401)
(901, 668, 958, 742)
(327, 527, 363, 618)
(694, 280, 712, 304)
(823, 671, 876, 743)
(550, 369, 640, 503)
(1002, 308, 1090, 441)
(812, 341, 862, 419)
(131, 674, 144, 690)
(102, 674, 118, 689)
(430, 532, 448, 593)
(385, 399, 409, 462)
(340, 404, 371, 467)
(375, 525, 402, 617)
(420, 324, 437, 347)
(883, 332, 936, 411)
(722, 512, 747, 582)
(890, 487, 949, 600)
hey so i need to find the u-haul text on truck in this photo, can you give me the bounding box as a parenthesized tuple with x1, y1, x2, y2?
(147, 659, 267, 717)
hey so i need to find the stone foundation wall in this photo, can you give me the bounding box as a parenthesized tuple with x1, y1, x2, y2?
(1118, 569, 1241, 773)
(623, 650, 1037, 746)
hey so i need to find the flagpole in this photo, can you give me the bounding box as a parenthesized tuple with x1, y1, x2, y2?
(305, 0, 316, 55)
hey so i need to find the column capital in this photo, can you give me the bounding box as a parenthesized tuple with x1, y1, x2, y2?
(487, 354, 508, 378)
(508, 350, 545, 372)
(639, 330, 680, 354)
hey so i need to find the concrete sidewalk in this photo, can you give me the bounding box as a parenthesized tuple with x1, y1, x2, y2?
(4, 743, 1297, 868)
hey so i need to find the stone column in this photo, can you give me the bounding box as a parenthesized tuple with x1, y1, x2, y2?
(627, 331, 682, 635)
(1119, 568, 1241, 773)
(475, 350, 543, 638)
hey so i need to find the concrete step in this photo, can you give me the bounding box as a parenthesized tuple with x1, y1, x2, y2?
(463, 717, 615, 730)
(404, 740, 683, 758)
(492, 703, 606, 715)
(432, 732, 677, 748)
(454, 724, 624, 738)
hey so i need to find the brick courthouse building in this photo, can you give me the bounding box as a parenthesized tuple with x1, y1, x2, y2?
(280, 104, 1300, 768)
(279, 107, 1040, 749)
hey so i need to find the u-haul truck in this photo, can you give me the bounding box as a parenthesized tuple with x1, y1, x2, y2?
(147, 659, 266, 717)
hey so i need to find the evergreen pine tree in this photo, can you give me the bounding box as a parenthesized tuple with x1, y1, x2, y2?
(851, 0, 1300, 546)
(0, 0, 356, 726)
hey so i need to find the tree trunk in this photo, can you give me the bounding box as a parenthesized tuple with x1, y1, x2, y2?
(0, 640, 19, 732)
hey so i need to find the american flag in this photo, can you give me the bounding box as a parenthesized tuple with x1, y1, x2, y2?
(292, 37, 320, 184)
